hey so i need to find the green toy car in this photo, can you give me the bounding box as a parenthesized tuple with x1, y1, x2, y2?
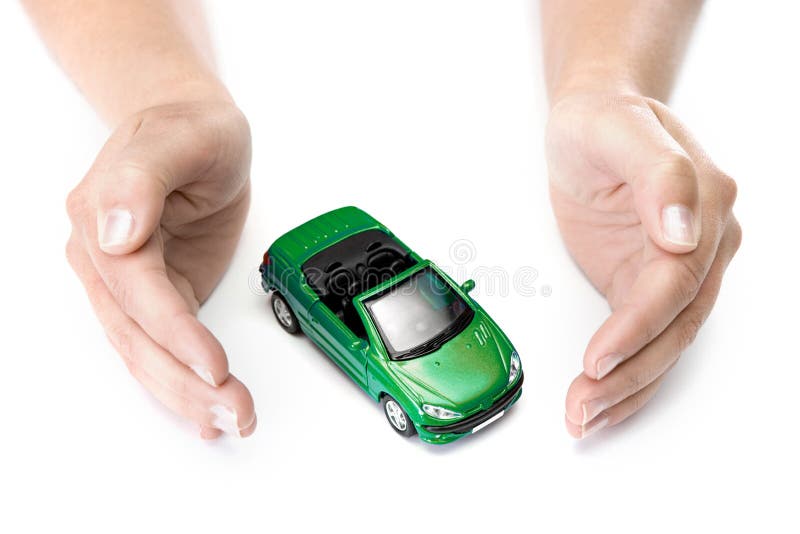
(259, 207, 523, 444)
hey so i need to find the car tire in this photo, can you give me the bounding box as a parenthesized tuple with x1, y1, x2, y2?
(381, 395, 417, 438)
(271, 292, 300, 334)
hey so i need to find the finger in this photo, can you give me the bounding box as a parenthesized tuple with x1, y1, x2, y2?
(200, 425, 223, 440)
(565, 374, 666, 439)
(92, 107, 237, 255)
(630, 149, 701, 253)
(583, 176, 736, 380)
(557, 96, 702, 253)
(567, 227, 740, 430)
(647, 98, 740, 219)
(95, 162, 167, 255)
(239, 413, 258, 438)
(206, 374, 258, 437)
(79, 222, 230, 387)
(130, 362, 256, 438)
(125, 356, 219, 429)
(66, 239, 256, 436)
(66, 122, 233, 386)
(583, 253, 710, 379)
(68, 238, 209, 421)
(201, 413, 257, 440)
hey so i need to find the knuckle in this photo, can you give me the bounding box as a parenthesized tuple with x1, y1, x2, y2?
(130, 102, 251, 187)
(651, 151, 697, 184)
(166, 372, 189, 397)
(112, 161, 170, 199)
(630, 390, 644, 413)
(636, 311, 662, 347)
(671, 258, 706, 302)
(730, 220, 743, 253)
(65, 186, 86, 220)
(716, 173, 738, 207)
(625, 371, 646, 394)
(676, 310, 706, 350)
(184, 123, 218, 165)
(205, 104, 252, 171)
(625, 365, 659, 397)
(166, 106, 226, 167)
(219, 104, 251, 141)
(104, 272, 135, 314)
(106, 321, 133, 360)
(65, 237, 79, 270)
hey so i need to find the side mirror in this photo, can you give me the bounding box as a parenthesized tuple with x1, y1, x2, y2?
(461, 279, 476, 294)
(351, 339, 368, 352)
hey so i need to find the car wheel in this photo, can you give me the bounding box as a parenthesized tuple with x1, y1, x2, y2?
(271, 292, 300, 334)
(381, 395, 417, 437)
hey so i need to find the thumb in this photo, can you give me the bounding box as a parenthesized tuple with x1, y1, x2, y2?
(630, 148, 702, 254)
(588, 99, 702, 253)
(96, 164, 168, 254)
(93, 112, 216, 255)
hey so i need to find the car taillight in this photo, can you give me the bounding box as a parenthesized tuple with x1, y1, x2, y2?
(262, 251, 270, 265)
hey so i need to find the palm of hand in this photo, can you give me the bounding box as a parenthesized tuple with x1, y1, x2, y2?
(67, 101, 256, 439)
(160, 145, 251, 308)
(544, 94, 740, 438)
(550, 174, 653, 311)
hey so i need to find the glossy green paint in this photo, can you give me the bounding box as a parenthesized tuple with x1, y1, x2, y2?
(261, 207, 522, 444)
(269, 206, 401, 266)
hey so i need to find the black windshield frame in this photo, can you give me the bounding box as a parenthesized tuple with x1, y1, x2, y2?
(362, 267, 474, 361)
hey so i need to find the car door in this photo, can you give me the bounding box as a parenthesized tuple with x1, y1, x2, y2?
(307, 301, 369, 389)
(266, 254, 318, 328)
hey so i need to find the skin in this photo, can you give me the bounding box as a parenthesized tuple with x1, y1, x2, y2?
(23, 0, 255, 439)
(24, 0, 739, 441)
(542, 0, 741, 438)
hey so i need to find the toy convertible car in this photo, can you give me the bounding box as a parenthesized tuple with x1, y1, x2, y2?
(259, 207, 523, 444)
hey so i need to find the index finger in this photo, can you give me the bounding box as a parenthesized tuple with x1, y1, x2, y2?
(583, 249, 710, 379)
(84, 227, 230, 388)
(582, 101, 735, 379)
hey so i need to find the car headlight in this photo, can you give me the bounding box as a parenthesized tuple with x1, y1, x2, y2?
(422, 404, 462, 420)
(508, 350, 521, 385)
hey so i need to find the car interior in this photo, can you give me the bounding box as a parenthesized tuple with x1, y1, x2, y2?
(301, 229, 418, 339)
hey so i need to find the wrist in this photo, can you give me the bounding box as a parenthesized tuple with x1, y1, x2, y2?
(548, 64, 644, 108)
(112, 74, 234, 126)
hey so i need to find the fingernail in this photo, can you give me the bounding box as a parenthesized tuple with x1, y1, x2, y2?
(582, 398, 610, 425)
(662, 204, 697, 246)
(596, 353, 625, 379)
(99, 208, 134, 248)
(210, 404, 242, 437)
(191, 365, 217, 387)
(580, 413, 609, 439)
(240, 413, 258, 438)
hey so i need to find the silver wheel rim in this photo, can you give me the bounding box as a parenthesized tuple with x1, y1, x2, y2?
(385, 400, 407, 431)
(273, 298, 293, 328)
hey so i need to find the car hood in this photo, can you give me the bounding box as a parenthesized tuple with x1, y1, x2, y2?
(389, 312, 512, 413)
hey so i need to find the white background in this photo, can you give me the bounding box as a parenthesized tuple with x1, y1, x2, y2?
(1, 1, 798, 532)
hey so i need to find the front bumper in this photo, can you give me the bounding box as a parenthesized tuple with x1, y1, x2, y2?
(416, 373, 524, 444)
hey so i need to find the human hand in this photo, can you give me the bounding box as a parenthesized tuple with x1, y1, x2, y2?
(545, 93, 741, 438)
(66, 100, 256, 439)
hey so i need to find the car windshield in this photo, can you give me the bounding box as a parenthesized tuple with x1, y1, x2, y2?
(363, 268, 473, 360)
